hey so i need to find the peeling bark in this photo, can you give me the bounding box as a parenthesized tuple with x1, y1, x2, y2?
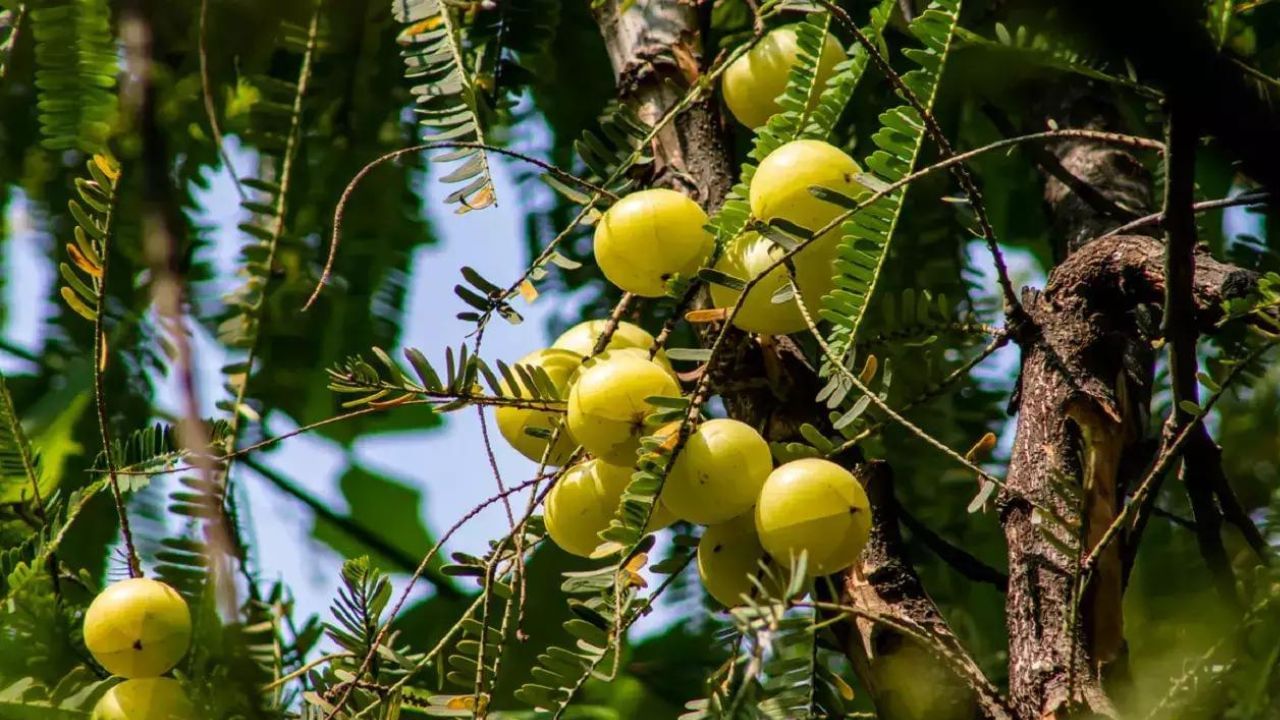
(1003, 232, 1257, 718)
(833, 463, 1014, 720)
(591, 0, 733, 208)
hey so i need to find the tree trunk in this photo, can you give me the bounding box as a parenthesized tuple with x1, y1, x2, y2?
(1003, 227, 1256, 717)
(832, 463, 1014, 720)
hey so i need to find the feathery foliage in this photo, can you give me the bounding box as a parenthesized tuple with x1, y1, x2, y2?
(818, 0, 962, 355)
(0, 0, 1278, 717)
(395, 0, 496, 214)
(28, 0, 116, 152)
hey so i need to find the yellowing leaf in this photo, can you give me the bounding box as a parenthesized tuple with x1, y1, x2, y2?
(685, 308, 728, 324)
(92, 154, 119, 183)
(830, 671, 856, 701)
(965, 432, 998, 462)
(400, 16, 443, 40)
(621, 552, 649, 588)
(518, 279, 539, 303)
(60, 287, 97, 322)
(446, 696, 477, 710)
(457, 185, 496, 214)
(67, 243, 103, 278)
(858, 354, 878, 385)
(626, 552, 648, 573)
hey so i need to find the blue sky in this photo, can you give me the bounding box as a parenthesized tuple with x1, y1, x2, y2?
(1, 128, 597, 627)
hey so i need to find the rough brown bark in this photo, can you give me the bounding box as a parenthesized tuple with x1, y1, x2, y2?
(591, 0, 733, 208)
(1002, 231, 1257, 718)
(833, 463, 1014, 720)
(1002, 94, 1156, 718)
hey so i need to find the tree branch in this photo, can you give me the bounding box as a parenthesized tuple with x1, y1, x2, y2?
(1161, 104, 1240, 610)
(899, 506, 1009, 591)
(1056, 0, 1280, 197)
(827, 462, 1014, 720)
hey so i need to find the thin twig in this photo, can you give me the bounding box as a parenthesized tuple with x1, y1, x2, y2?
(801, 600, 1014, 717)
(198, 0, 245, 201)
(325, 473, 550, 719)
(812, 0, 1020, 317)
(303, 142, 620, 311)
(241, 456, 463, 597)
(827, 330, 1010, 456)
(1081, 340, 1278, 575)
(262, 652, 353, 691)
(1100, 191, 1271, 238)
(1160, 105, 1238, 608)
(83, 157, 139, 577)
(790, 279, 1009, 490)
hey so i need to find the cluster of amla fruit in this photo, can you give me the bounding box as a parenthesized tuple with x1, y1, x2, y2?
(82, 578, 194, 719)
(498, 320, 872, 605)
(498, 25, 877, 604)
(592, 29, 868, 334)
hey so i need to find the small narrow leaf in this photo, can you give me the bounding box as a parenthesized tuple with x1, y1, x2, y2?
(698, 267, 746, 291)
(664, 348, 712, 362)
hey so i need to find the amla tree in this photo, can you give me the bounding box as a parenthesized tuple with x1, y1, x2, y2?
(0, 0, 1277, 718)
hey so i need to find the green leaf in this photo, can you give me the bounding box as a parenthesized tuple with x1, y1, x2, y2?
(822, 0, 963, 355)
(664, 348, 712, 362)
(698, 267, 746, 291)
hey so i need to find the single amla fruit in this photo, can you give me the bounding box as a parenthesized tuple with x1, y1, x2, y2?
(754, 458, 870, 576)
(552, 319, 674, 373)
(593, 189, 713, 297)
(698, 512, 780, 607)
(661, 418, 773, 525)
(567, 351, 681, 465)
(741, 139, 869, 325)
(92, 678, 194, 720)
(722, 24, 845, 129)
(83, 578, 192, 679)
(545, 458, 675, 557)
(552, 319, 655, 356)
(708, 231, 807, 335)
(494, 347, 582, 466)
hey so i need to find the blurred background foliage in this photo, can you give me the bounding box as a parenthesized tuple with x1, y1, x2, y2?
(0, 0, 1276, 717)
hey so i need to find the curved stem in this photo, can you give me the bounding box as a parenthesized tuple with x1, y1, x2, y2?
(304, 141, 618, 311)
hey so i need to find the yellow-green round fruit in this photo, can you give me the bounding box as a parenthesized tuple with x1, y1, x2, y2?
(593, 189, 713, 297)
(875, 639, 972, 720)
(92, 678, 194, 720)
(698, 512, 776, 607)
(494, 348, 582, 466)
(754, 458, 870, 576)
(749, 140, 868, 313)
(708, 232, 806, 335)
(552, 320, 655, 356)
(83, 578, 191, 679)
(663, 419, 772, 524)
(545, 459, 675, 557)
(722, 24, 845, 129)
(567, 352, 681, 465)
(552, 319, 674, 375)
